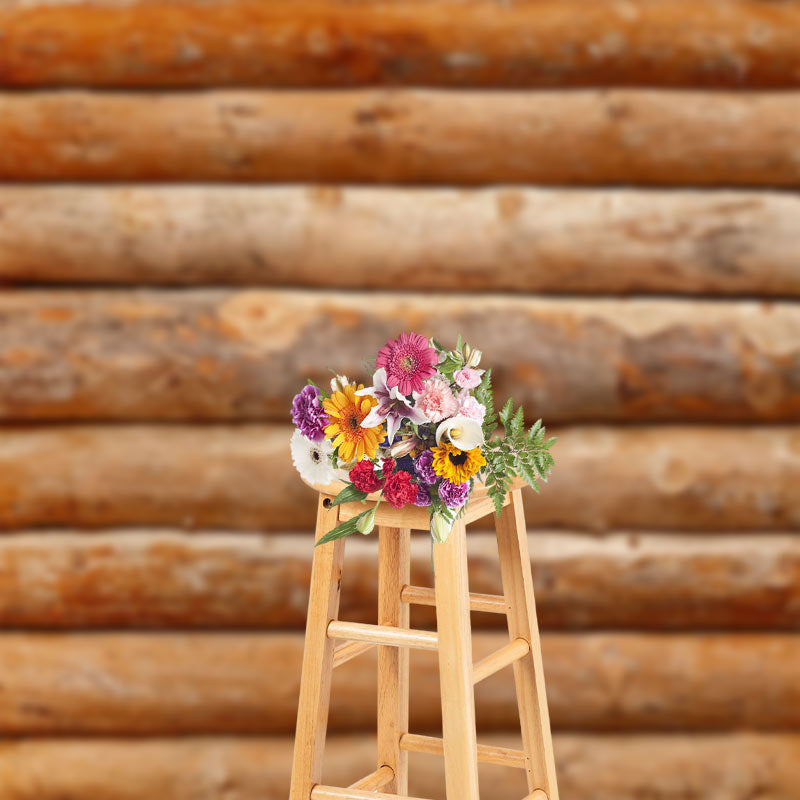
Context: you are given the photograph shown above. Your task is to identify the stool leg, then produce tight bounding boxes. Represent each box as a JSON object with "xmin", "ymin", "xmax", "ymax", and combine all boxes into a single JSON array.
[
  {"xmin": 433, "ymin": 519, "xmax": 480, "ymax": 800},
  {"xmin": 495, "ymin": 489, "xmax": 559, "ymax": 800},
  {"xmin": 290, "ymin": 496, "xmax": 346, "ymax": 800},
  {"xmin": 377, "ymin": 525, "xmax": 411, "ymax": 794}
]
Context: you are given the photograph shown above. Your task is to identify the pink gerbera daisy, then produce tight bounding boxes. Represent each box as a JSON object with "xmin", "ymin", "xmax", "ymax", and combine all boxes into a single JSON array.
[{"xmin": 376, "ymin": 332, "xmax": 438, "ymax": 395}]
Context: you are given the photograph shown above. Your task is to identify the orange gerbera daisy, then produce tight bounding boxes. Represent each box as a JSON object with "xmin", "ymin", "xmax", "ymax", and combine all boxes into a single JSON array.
[{"xmin": 323, "ymin": 383, "xmax": 384, "ymax": 463}]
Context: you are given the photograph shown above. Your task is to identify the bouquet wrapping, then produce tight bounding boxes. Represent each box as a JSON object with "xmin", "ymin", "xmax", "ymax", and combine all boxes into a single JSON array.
[{"xmin": 290, "ymin": 333, "xmax": 555, "ymax": 544}]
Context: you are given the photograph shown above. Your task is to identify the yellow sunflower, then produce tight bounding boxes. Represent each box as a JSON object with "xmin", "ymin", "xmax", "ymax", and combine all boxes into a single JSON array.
[
  {"xmin": 323, "ymin": 383, "xmax": 383, "ymax": 463},
  {"xmin": 431, "ymin": 443, "xmax": 486, "ymax": 484}
]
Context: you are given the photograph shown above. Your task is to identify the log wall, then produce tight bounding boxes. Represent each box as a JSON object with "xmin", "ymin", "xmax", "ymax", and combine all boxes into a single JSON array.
[{"xmin": 1, "ymin": 1, "xmax": 799, "ymax": 798}]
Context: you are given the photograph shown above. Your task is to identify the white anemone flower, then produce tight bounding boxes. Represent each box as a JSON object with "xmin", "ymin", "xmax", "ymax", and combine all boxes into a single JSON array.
[
  {"xmin": 435, "ymin": 415, "xmax": 484, "ymax": 451},
  {"xmin": 290, "ymin": 429, "xmax": 336, "ymax": 485}
]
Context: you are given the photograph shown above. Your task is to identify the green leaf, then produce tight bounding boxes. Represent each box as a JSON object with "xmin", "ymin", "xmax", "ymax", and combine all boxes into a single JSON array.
[
  {"xmin": 315, "ymin": 511, "xmax": 373, "ymax": 546},
  {"xmin": 526, "ymin": 419, "xmax": 540, "ymax": 439},
  {"xmin": 498, "ymin": 397, "xmax": 513, "ymax": 425},
  {"xmin": 510, "ymin": 406, "xmax": 524, "ymax": 437},
  {"xmin": 330, "ymin": 484, "xmax": 369, "ymax": 507}
]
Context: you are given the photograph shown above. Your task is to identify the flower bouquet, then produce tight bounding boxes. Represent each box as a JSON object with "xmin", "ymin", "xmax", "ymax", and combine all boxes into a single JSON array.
[{"xmin": 290, "ymin": 332, "xmax": 555, "ymax": 545}]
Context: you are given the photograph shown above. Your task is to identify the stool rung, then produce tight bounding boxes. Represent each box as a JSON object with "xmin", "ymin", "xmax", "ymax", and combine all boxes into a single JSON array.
[
  {"xmin": 312, "ymin": 786, "xmax": 430, "ymax": 800},
  {"xmin": 524, "ymin": 792, "xmax": 548, "ymax": 800},
  {"xmin": 472, "ymin": 637, "xmax": 530, "ymax": 684},
  {"xmin": 400, "ymin": 585, "xmax": 507, "ymax": 615},
  {"xmin": 327, "ymin": 620, "xmax": 438, "ymax": 651},
  {"xmin": 332, "ymin": 640, "xmax": 375, "ymax": 669},
  {"xmin": 348, "ymin": 765, "xmax": 394, "ymax": 790},
  {"xmin": 399, "ymin": 732, "xmax": 527, "ymax": 769}
]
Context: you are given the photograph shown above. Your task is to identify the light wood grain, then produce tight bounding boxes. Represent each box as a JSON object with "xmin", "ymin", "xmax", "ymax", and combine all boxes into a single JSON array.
[
  {"xmin": 332, "ymin": 641, "xmax": 375, "ymax": 670},
  {"xmin": 400, "ymin": 733, "xmax": 526, "ymax": 769},
  {"xmin": 289, "ymin": 496, "xmax": 344, "ymax": 800},
  {"xmin": 4, "ymin": 186, "xmax": 800, "ymax": 297},
  {"xmin": 2, "ymin": 90, "xmax": 800, "ymax": 185},
  {"xmin": 377, "ymin": 526, "xmax": 411, "ymax": 794},
  {"xmin": 433, "ymin": 520, "xmax": 480, "ymax": 799},
  {"xmin": 327, "ymin": 621, "xmax": 438, "ymax": 651},
  {"xmin": 0, "ymin": 290, "xmax": 799, "ymax": 422},
  {"xmin": 348, "ymin": 766, "xmax": 393, "ymax": 792},
  {"xmin": 1, "ymin": 734, "xmax": 799, "ymax": 800},
  {"xmin": 2, "ymin": 0, "xmax": 799, "ymax": 89},
  {"xmin": 402, "ymin": 586, "xmax": 506, "ymax": 616},
  {"xmin": 312, "ymin": 787, "xmax": 427, "ymax": 800},
  {"xmin": 496, "ymin": 491, "xmax": 558, "ymax": 798},
  {"xmin": 472, "ymin": 639, "xmax": 530, "ymax": 685}
]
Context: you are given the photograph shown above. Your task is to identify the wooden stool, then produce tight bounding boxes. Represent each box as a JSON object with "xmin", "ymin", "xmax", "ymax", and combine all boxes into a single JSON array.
[{"xmin": 290, "ymin": 481, "xmax": 558, "ymax": 800}]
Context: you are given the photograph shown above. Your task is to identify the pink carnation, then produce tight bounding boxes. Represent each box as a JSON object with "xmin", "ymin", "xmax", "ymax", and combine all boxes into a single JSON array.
[
  {"xmin": 417, "ymin": 378, "xmax": 458, "ymax": 423},
  {"xmin": 454, "ymin": 367, "xmax": 483, "ymax": 389},
  {"xmin": 457, "ymin": 392, "xmax": 486, "ymax": 424}
]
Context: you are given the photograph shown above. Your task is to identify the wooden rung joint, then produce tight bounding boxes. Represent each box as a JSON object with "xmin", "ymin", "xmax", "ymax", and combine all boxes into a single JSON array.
[
  {"xmin": 348, "ymin": 765, "xmax": 395, "ymax": 790},
  {"xmin": 399, "ymin": 733, "xmax": 526, "ymax": 769},
  {"xmin": 332, "ymin": 640, "xmax": 375, "ymax": 669},
  {"xmin": 472, "ymin": 637, "xmax": 530, "ymax": 684},
  {"xmin": 400, "ymin": 584, "xmax": 507, "ymax": 615},
  {"xmin": 327, "ymin": 620, "xmax": 438, "ymax": 651},
  {"xmin": 311, "ymin": 786, "xmax": 431, "ymax": 800},
  {"xmin": 524, "ymin": 791, "xmax": 548, "ymax": 800}
]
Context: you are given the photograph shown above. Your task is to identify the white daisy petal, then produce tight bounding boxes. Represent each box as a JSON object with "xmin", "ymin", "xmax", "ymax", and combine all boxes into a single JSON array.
[{"xmin": 290, "ymin": 429, "xmax": 336, "ymax": 485}]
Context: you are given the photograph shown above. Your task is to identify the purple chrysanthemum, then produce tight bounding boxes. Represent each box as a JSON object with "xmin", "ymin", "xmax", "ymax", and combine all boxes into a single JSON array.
[
  {"xmin": 291, "ymin": 384, "xmax": 329, "ymax": 442},
  {"xmin": 438, "ymin": 479, "xmax": 469, "ymax": 509},
  {"xmin": 414, "ymin": 484, "xmax": 432, "ymax": 507},
  {"xmin": 414, "ymin": 450, "xmax": 437, "ymax": 485}
]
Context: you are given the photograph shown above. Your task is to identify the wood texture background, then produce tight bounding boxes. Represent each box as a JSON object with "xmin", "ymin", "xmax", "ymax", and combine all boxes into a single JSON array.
[{"xmin": 1, "ymin": 1, "xmax": 799, "ymax": 798}]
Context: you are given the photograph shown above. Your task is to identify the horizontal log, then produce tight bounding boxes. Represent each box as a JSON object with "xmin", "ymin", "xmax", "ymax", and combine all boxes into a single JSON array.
[
  {"xmin": 3, "ymin": 734, "xmax": 799, "ymax": 800},
  {"xmin": 1, "ymin": 291, "xmax": 798, "ymax": 422},
  {"xmin": 3, "ymin": 187, "xmax": 800, "ymax": 297},
  {"xmin": 0, "ymin": 425, "xmax": 798, "ymax": 531},
  {"xmin": 3, "ymin": 530, "xmax": 799, "ymax": 630},
  {"xmin": 1, "ymin": 90, "xmax": 800, "ymax": 185},
  {"xmin": 3, "ymin": 0, "xmax": 800, "ymax": 89},
  {"xmin": 0, "ymin": 631, "xmax": 798, "ymax": 733}
]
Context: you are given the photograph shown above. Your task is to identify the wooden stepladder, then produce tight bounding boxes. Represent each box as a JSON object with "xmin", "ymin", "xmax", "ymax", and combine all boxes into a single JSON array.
[{"xmin": 289, "ymin": 483, "xmax": 558, "ymax": 800}]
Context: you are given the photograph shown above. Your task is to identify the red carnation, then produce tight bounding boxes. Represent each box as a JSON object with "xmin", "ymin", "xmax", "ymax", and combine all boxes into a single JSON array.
[
  {"xmin": 349, "ymin": 459, "xmax": 384, "ymax": 493},
  {"xmin": 381, "ymin": 458, "xmax": 396, "ymax": 479},
  {"xmin": 383, "ymin": 470, "xmax": 418, "ymax": 509}
]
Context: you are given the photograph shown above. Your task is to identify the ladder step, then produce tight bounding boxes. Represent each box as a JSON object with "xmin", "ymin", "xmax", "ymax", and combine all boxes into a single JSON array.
[
  {"xmin": 524, "ymin": 792, "xmax": 548, "ymax": 800},
  {"xmin": 472, "ymin": 637, "xmax": 530, "ymax": 684},
  {"xmin": 312, "ymin": 786, "xmax": 430, "ymax": 800},
  {"xmin": 400, "ymin": 584, "xmax": 507, "ymax": 614},
  {"xmin": 348, "ymin": 765, "xmax": 394, "ymax": 790},
  {"xmin": 332, "ymin": 640, "xmax": 375, "ymax": 669},
  {"xmin": 399, "ymin": 732, "xmax": 527, "ymax": 769},
  {"xmin": 327, "ymin": 620, "xmax": 438, "ymax": 651}
]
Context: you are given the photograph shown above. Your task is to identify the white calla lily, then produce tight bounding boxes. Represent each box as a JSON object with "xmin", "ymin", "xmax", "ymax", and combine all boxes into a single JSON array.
[
  {"xmin": 435, "ymin": 415, "xmax": 484, "ymax": 451},
  {"xmin": 430, "ymin": 512, "xmax": 453, "ymax": 544}
]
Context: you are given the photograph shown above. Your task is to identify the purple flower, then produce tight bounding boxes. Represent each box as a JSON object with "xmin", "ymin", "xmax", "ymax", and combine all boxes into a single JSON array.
[
  {"xmin": 414, "ymin": 450, "xmax": 437, "ymax": 485},
  {"xmin": 414, "ymin": 485, "xmax": 432, "ymax": 507},
  {"xmin": 438, "ymin": 479, "xmax": 469, "ymax": 509},
  {"xmin": 291, "ymin": 384, "xmax": 329, "ymax": 442}
]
